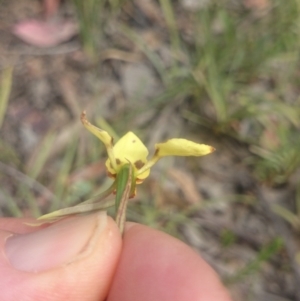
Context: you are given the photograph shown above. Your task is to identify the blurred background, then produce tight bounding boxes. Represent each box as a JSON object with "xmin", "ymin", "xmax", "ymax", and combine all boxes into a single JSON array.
[{"xmin": 0, "ymin": 0, "xmax": 300, "ymax": 300}]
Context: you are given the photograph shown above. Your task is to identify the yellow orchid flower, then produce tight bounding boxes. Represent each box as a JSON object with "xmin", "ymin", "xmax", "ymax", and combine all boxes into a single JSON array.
[
  {"xmin": 81, "ymin": 111, "xmax": 215, "ymax": 186},
  {"xmin": 36, "ymin": 111, "xmax": 215, "ymax": 233}
]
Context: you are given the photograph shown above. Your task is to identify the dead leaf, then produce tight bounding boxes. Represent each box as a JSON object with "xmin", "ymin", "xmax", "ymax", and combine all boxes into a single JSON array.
[
  {"xmin": 244, "ymin": 0, "xmax": 270, "ymax": 10},
  {"xmin": 167, "ymin": 167, "xmax": 202, "ymax": 204},
  {"xmin": 100, "ymin": 49, "xmax": 142, "ymax": 63},
  {"xmin": 13, "ymin": 19, "xmax": 78, "ymax": 47}
]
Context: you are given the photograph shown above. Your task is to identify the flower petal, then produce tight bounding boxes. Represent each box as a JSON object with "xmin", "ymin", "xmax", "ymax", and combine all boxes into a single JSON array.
[
  {"xmin": 81, "ymin": 111, "xmax": 113, "ymax": 146},
  {"xmin": 81, "ymin": 111, "xmax": 117, "ymax": 170},
  {"xmin": 155, "ymin": 139, "xmax": 215, "ymax": 157},
  {"xmin": 105, "ymin": 132, "xmax": 150, "ymax": 181}
]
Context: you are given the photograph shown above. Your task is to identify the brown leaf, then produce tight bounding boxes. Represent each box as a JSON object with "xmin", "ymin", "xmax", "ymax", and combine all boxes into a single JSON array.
[
  {"xmin": 244, "ymin": 0, "xmax": 270, "ymax": 10},
  {"xmin": 167, "ymin": 167, "xmax": 202, "ymax": 204},
  {"xmin": 13, "ymin": 19, "xmax": 78, "ymax": 47}
]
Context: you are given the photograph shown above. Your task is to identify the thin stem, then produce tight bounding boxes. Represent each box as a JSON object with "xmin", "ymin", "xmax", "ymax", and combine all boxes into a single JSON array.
[{"xmin": 115, "ymin": 163, "xmax": 133, "ymax": 235}]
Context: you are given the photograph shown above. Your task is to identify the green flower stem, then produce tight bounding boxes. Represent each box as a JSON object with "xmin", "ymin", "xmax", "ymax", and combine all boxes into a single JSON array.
[{"xmin": 115, "ymin": 163, "xmax": 134, "ymax": 234}]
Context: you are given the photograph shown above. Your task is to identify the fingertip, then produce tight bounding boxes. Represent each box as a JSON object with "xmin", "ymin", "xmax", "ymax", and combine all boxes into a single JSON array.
[
  {"xmin": 0, "ymin": 213, "xmax": 122, "ymax": 301},
  {"xmin": 108, "ymin": 224, "xmax": 232, "ymax": 301}
]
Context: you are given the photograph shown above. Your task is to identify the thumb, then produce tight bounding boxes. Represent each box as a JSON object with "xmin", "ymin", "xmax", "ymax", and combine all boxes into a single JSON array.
[{"xmin": 1, "ymin": 212, "xmax": 122, "ymax": 301}]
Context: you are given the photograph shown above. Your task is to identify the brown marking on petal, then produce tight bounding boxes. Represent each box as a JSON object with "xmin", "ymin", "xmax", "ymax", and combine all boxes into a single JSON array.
[
  {"xmin": 111, "ymin": 136, "xmax": 114, "ymax": 145},
  {"xmin": 107, "ymin": 171, "xmax": 116, "ymax": 179},
  {"xmin": 132, "ymin": 139, "xmax": 136, "ymax": 143},
  {"xmin": 136, "ymin": 178, "xmax": 144, "ymax": 184},
  {"xmin": 154, "ymin": 148, "xmax": 159, "ymax": 156},
  {"xmin": 81, "ymin": 111, "xmax": 91, "ymax": 126},
  {"xmin": 210, "ymin": 146, "xmax": 216, "ymax": 153},
  {"xmin": 116, "ymin": 158, "xmax": 121, "ymax": 165},
  {"xmin": 134, "ymin": 160, "xmax": 145, "ymax": 170},
  {"xmin": 80, "ymin": 111, "xmax": 87, "ymax": 124}
]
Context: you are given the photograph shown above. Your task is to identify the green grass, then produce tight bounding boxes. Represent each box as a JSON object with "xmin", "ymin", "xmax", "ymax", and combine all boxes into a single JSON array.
[
  {"xmin": 225, "ymin": 237, "xmax": 284, "ymax": 284},
  {"xmin": 3, "ymin": 0, "xmax": 299, "ymax": 235},
  {"xmin": 116, "ymin": 0, "xmax": 300, "ymax": 187},
  {"xmin": 1, "ymin": 0, "xmax": 300, "ymax": 298},
  {"xmin": 0, "ymin": 67, "xmax": 13, "ymax": 129},
  {"xmin": 71, "ymin": 0, "xmax": 105, "ymax": 60}
]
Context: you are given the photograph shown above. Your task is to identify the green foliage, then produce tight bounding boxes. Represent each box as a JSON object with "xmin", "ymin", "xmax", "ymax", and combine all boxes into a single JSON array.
[
  {"xmin": 71, "ymin": 0, "xmax": 106, "ymax": 60},
  {"xmin": 272, "ymin": 185, "xmax": 300, "ymax": 231},
  {"xmin": 226, "ymin": 238, "xmax": 284, "ymax": 284},
  {"xmin": 221, "ymin": 229, "xmax": 236, "ymax": 247},
  {"xmin": 0, "ymin": 67, "xmax": 13, "ymax": 129},
  {"xmin": 150, "ymin": 1, "xmax": 300, "ymax": 186}
]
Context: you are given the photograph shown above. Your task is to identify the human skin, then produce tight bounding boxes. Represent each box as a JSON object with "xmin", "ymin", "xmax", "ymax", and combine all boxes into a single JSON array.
[{"xmin": 0, "ymin": 212, "xmax": 232, "ymax": 301}]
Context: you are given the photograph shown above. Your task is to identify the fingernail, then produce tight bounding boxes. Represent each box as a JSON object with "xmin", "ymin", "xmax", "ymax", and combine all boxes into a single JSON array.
[{"xmin": 5, "ymin": 212, "xmax": 107, "ymax": 272}]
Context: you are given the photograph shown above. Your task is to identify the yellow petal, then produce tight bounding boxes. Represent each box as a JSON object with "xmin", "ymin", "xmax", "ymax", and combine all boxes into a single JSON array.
[
  {"xmin": 105, "ymin": 132, "xmax": 150, "ymax": 181},
  {"xmin": 81, "ymin": 111, "xmax": 113, "ymax": 147},
  {"xmin": 155, "ymin": 139, "xmax": 215, "ymax": 157},
  {"xmin": 81, "ymin": 111, "xmax": 117, "ymax": 170}
]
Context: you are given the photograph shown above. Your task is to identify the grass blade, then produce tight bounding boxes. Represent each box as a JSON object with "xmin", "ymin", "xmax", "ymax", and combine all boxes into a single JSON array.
[{"xmin": 0, "ymin": 67, "xmax": 13, "ymax": 129}]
